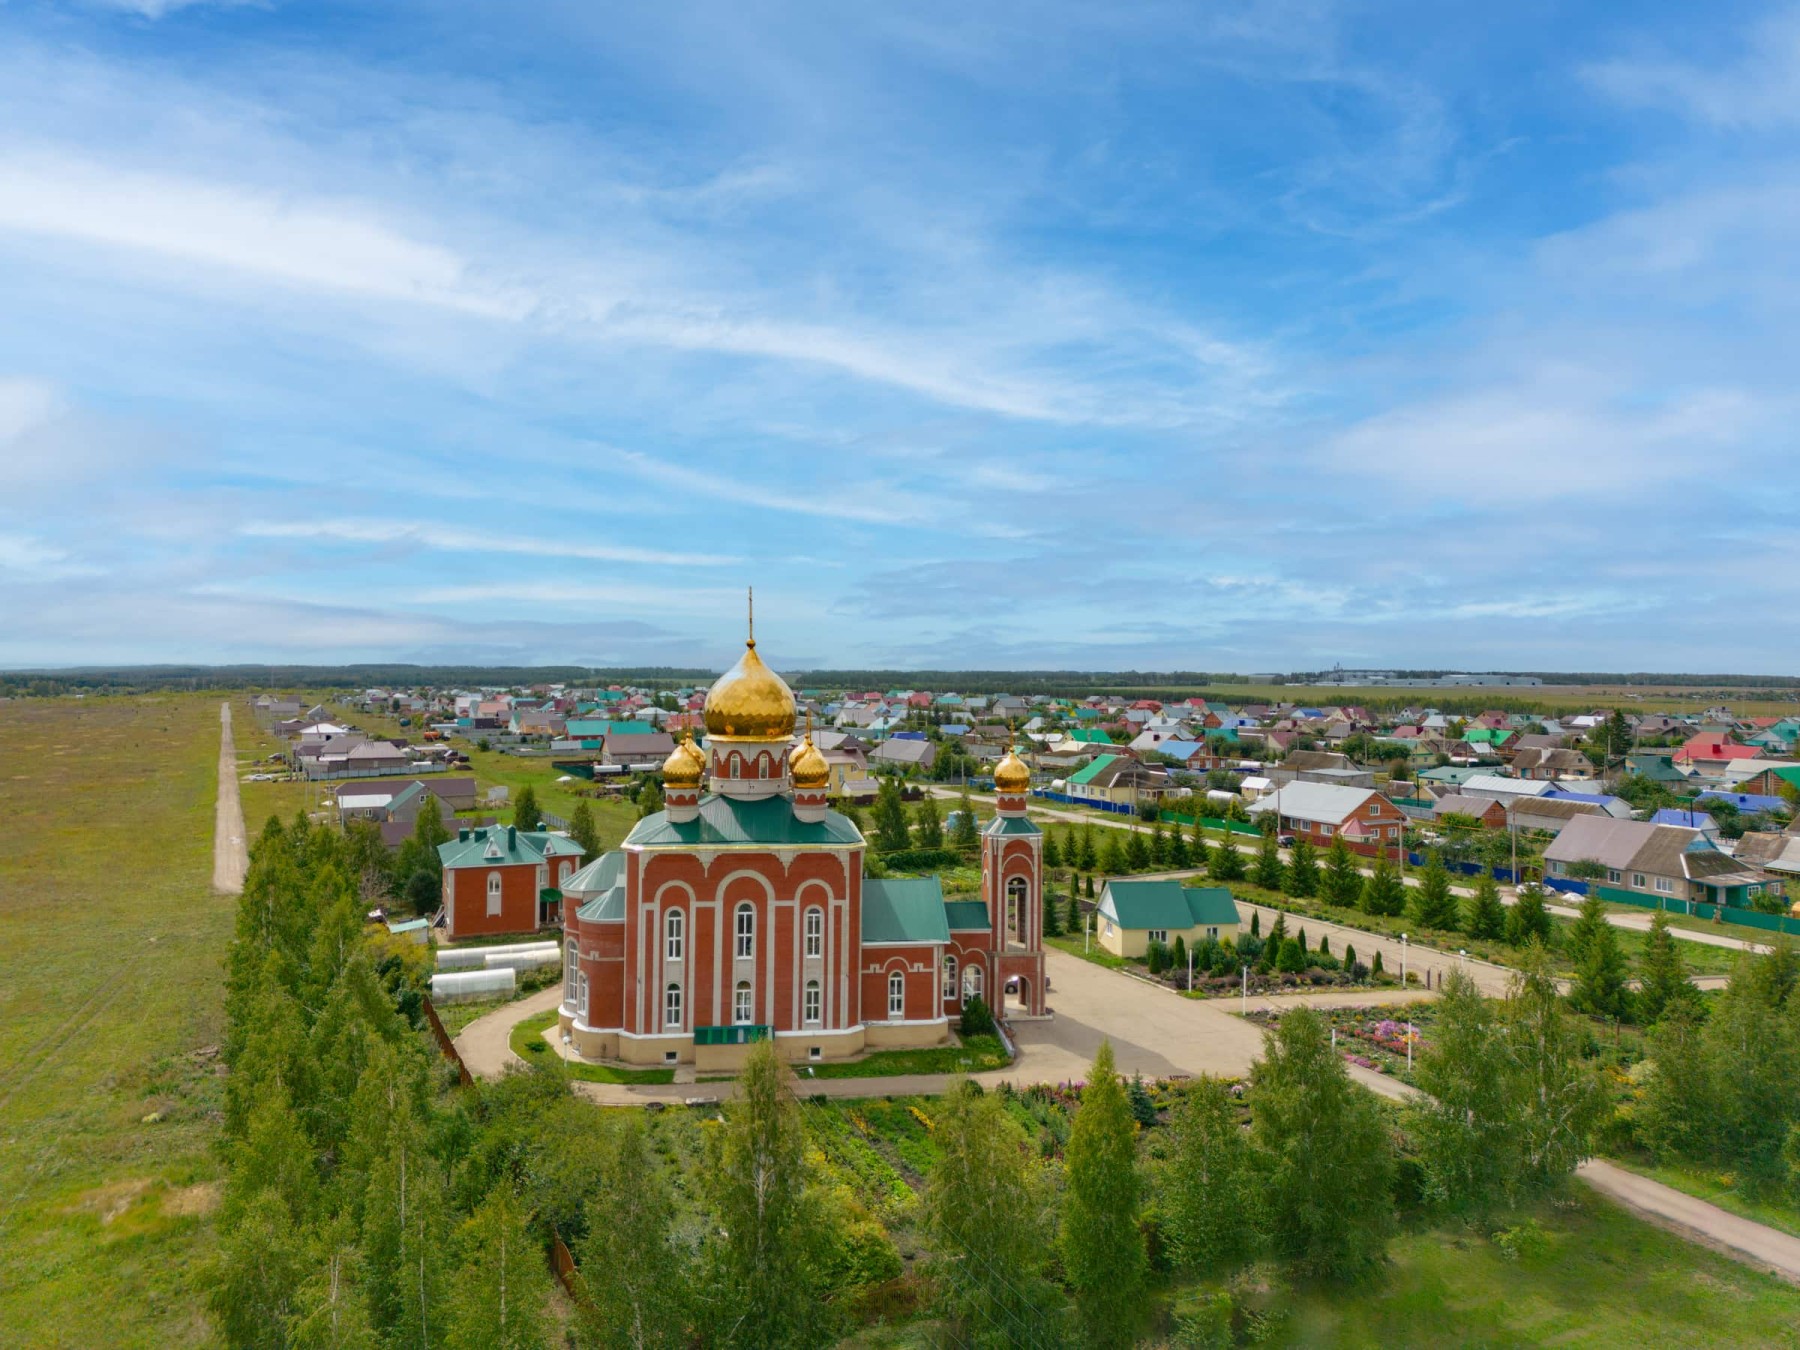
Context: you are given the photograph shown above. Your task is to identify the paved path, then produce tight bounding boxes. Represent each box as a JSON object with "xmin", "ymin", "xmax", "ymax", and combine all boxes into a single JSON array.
[
  {"xmin": 453, "ymin": 983, "xmax": 562, "ymax": 1075},
  {"xmin": 1578, "ymin": 1159, "xmax": 1800, "ymax": 1286},
  {"xmin": 212, "ymin": 701, "xmax": 247, "ymax": 894}
]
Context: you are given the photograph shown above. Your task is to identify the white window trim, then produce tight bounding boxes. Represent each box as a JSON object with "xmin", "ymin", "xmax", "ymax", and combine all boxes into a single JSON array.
[
  {"xmin": 733, "ymin": 980, "xmax": 754, "ymax": 1025},
  {"xmin": 487, "ymin": 871, "xmax": 502, "ymax": 917},
  {"xmin": 942, "ymin": 955, "xmax": 958, "ymax": 1001},
  {"xmin": 1148, "ymin": 929, "xmax": 1168, "ymax": 944},
  {"xmin": 804, "ymin": 907, "xmax": 823, "ymax": 959},
  {"xmin": 666, "ymin": 909, "xmax": 684, "ymax": 963},
  {"xmin": 665, "ymin": 982, "xmax": 682, "ymax": 1030},
  {"xmin": 888, "ymin": 971, "xmax": 906, "ymax": 1018},
  {"xmin": 735, "ymin": 904, "xmax": 755, "ymax": 960},
  {"xmin": 804, "ymin": 979, "xmax": 821, "ymax": 1025}
]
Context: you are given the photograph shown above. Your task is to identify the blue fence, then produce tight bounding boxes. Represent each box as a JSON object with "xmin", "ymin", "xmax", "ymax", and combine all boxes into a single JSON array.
[
  {"xmin": 1544, "ymin": 876, "xmax": 1800, "ymax": 937},
  {"xmin": 1405, "ymin": 852, "xmax": 1518, "ymax": 885},
  {"xmin": 1030, "ymin": 790, "xmax": 1136, "ymax": 816}
]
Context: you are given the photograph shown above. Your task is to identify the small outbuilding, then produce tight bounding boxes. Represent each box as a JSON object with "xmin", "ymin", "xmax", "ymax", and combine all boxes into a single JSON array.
[{"xmin": 1095, "ymin": 879, "xmax": 1241, "ymax": 958}]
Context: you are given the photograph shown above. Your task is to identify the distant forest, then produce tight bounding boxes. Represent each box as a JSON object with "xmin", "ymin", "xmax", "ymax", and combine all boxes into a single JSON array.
[{"xmin": 2, "ymin": 662, "xmax": 1797, "ymax": 700}]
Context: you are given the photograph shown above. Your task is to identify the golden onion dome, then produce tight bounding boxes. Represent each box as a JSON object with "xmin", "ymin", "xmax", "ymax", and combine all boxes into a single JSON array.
[
  {"xmin": 703, "ymin": 636, "xmax": 797, "ymax": 741},
  {"xmin": 993, "ymin": 746, "xmax": 1032, "ymax": 792},
  {"xmin": 661, "ymin": 732, "xmax": 704, "ymax": 788},
  {"xmin": 790, "ymin": 733, "xmax": 829, "ymax": 790},
  {"xmin": 681, "ymin": 731, "xmax": 707, "ymax": 775}
]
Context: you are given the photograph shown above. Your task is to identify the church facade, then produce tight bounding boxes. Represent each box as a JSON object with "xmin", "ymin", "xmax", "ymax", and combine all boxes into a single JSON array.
[{"xmin": 558, "ymin": 623, "xmax": 1046, "ymax": 1068}]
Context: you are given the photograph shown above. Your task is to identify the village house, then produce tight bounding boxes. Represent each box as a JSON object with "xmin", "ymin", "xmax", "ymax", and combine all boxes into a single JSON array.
[
  {"xmin": 1247, "ymin": 782, "xmax": 1407, "ymax": 858},
  {"xmin": 437, "ymin": 824, "xmax": 587, "ymax": 938},
  {"xmin": 1065, "ymin": 753, "xmax": 1161, "ymax": 809},
  {"xmin": 1543, "ymin": 815, "xmax": 1775, "ymax": 910}
]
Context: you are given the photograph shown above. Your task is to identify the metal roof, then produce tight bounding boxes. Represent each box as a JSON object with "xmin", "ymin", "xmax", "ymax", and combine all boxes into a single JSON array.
[
  {"xmin": 625, "ymin": 794, "xmax": 864, "ymax": 848},
  {"xmin": 862, "ymin": 878, "xmax": 952, "ymax": 945}
]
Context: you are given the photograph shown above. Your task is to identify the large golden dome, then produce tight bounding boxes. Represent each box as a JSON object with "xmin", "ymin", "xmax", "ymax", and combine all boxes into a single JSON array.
[
  {"xmin": 993, "ymin": 746, "xmax": 1031, "ymax": 792},
  {"xmin": 790, "ymin": 732, "xmax": 829, "ymax": 790},
  {"xmin": 703, "ymin": 637, "xmax": 797, "ymax": 741},
  {"xmin": 661, "ymin": 731, "xmax": 705, "ymax": 788}
]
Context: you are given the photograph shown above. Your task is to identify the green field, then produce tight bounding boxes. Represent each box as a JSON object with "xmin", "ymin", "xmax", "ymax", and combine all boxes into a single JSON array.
[
  {"xmin": 1265, "ymin": 1188, "xmax": 1800, "ymax": 1347},
  {"xmin": 0, "ymin": 695, "xmax": 231, "ymax": 1348}
]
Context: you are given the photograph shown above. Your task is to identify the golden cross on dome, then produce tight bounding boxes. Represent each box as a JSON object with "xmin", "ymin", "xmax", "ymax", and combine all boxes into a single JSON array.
[{"xmin": 747, "ymin": 586, "xmax": 755, "ymax": 647}]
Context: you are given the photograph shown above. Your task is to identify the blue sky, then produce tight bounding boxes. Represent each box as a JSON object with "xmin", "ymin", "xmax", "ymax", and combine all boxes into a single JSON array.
[{"xmin": 0, "ymin": 1, "xmax": 1795, "ymax": 675}]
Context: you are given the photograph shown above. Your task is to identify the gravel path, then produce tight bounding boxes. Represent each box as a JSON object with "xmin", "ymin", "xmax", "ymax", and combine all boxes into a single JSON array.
[{"xmin": 211, "ymin": 701, "xmax": 247, "ymax": 894}]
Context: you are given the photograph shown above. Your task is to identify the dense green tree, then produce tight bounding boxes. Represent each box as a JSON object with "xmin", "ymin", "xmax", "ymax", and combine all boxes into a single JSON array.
[
  {"xmin": 636, "ymin": 779, "xmax": 664, "ymax": 818},
  {"xmin": 1323, "ymin": 836, "xmax": 1361, "ymax": 907},
  {"xmin": 1171, "ymin": 935, "xmax": 1188, "ymax": 979},
  {"xmin": 286, "ymin": 1221, "xmax": 378, "ymax": 1350},
  {"xmin": 913, "ymin": 795, "xmax": 945, "ymax": 849},
  {"xmin": 1286, "ymin": 836, "xmax": 1319, "ymax": 898},
  {"xmin": 1076, "ymin": 825, "xmax": 1097, "ymax": 871},
  {"xmin": 1161, "ymin": 1076, "xmax": 1257, "ymax": 1274},
  {"xmin": 362, "ymin": 1106, "xmax": 448, "ymax": 1350},
  {"xmin": 1360, "ymin": 858, "xmax": 1405, "ymax": 917},
  {"xmin": 1061, "ymin": 1042, "xmax": 1146, "ymax": 1347},
  {"xmin": 1250, "ymin": 1007, "xmax": 1395, "ymax": 1278},
  {"xmin": 209, "ymin": 1187, "xmax": 312, "ymax": 1350},
  {"xmin": 1125, "ymin": 827, "xmax": 1151, "ymax": 871},
  {"xmin": 1410, "ymin": 969, "xmax": 1522, "ymax": 1215},
  {"xmin": 442, "ymin": 1186, "xmax": 551, "ymax": 1350},
  {"xmin": 568, "ymin": 799, "xmax": 601, "ymax": 858},
  {"xmin": 1149, "ymin": 820, "xmax": 1171, "ymax": 866},
  {"xmin": 576, "ymin": 1118, "xmax": 693, "ymax": 1350},
  {"xmin": 1504, "ymin": 886, "xmax": 1553, "ymax": 947},
  {"xmin": 1463, "ymin": 873, "xmax": 1506, "ymax": 940},
  {"xmin": 1503, "ymin": 951, "xmax": 1612, "ymax": 1193},
  {"xmin": 872, "ymin": 779, "xmax": 912, "ymax": 853},
  {"xmin": 1043, "ymin": 830, "xmax": 1062, "ymax": 869},
  {"xmin": 1568, "ymin": 895, "xmax": 1632, "ymax": 1021},
  {"xmin": 924, "ymin": 1081, "xmax": 1057, "ymax": 1347},
  {"xmin": 1253, "ymin": 829, "xmax": 1285, "ymax": 890},
  {"xmin": 708, "ymin": 1039, "xmax": 834, "ymax": 1348},
  {"xmin": 1100, "ymin": 832, "xmax": 1128, "ymax": 875},
  {"xmin": 952, "ymin": 790, "xmax": 981, "ymax": 850},
  {"xmin": 1209, "ymin": 837, "xmax": 1245, "ymax": 882},
  {"xmin": 1411, "ymin": 856, "xmax": 1458, "ymax": 931},
  {"xmin": 512, "ymin": 784, "xmax": 543, "ymax": 832},
  {"xmin": 1067, "ymin": 885, "xmax": 1084, "ymax": 938}
]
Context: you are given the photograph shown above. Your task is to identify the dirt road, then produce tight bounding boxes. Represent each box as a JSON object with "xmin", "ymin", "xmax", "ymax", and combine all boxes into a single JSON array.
[{"xmin": 211, "ymin": 701, "xmax": 247, "ymax": 894}]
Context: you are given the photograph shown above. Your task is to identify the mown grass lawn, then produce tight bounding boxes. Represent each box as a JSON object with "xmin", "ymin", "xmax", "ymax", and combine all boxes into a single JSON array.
[
  {"xmin": 0, "ymin": 694, "xmax": 234, "ymax": 1348},
  {"xmin": 508, "ymin": 1009, "xmax": 675, "ymax": 1084},
  {"xmin": 1260, "ymin": 1188, "xmax": 1800, "ymax": 1348},
  {"xmin": 804, "ymin": 1034, "xmax": 1010, "ymax": 1080}
]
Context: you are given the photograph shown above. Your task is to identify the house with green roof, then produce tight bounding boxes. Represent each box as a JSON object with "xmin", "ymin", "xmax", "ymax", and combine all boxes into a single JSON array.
[
  {"xmin": 438, "ymin": 824, "xmax": 586, "ymax": 938},
  {"xmin": 1095, "ymin": 880, "xmax": 1241, "ymax": 958}
]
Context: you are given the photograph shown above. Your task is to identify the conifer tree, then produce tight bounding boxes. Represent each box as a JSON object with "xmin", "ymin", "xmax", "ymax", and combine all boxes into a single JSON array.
[
  {"xmin": 1210, "ymin": 837, "xmax": 1246, "ymax": 881},
  {"xmin": 1412, "ymin": 855, "xmax": 1458, "ymax": 930},
  {"xmin": 1360, "ymin": 857, "xmax": 1405, "ymax": 917},
  {"xmin": 1126, "ymin": 827, "xmax": 1150, "ymax": 871},
  {"xmin": 1043, "ymin": 830, "xmax": 1062, "ymax": 869},
  {"xmin": 951, "ymin": 789, "xmax": 981, "ymax": 849},
  {"xmin": 1323, "ymin": 835, "xmax": 1361, "ymax": 906},
  {"xmin": 1463, "ymin": 873, "xmax": 1506, "ymax": 940},
  {"xmin": 1067, "ymin": 885, "xmax": 1084, "ymax": 936},
  {"xmin": 1061, "ymin": 1042, "xmax": 1146, "ymax": 1347},
  {"xmin": 1254, "ymin": 829, "xmax": 1285, "ymax": 891},
  {"xmin": 1101, "ymin": 832, "xmax": 1128, "ymax": 875},
  {"xmin": 1637, "ymin": 909, "xmax": 1695, "ymax": 1023},
  {"xmin": 1286, "ymin": 836, "xmax": 1319, "ymax": 898},
  {"xmin": 1569, "ymin": 894, "xmax": 1631, "ymax": 1021},
  {"xmin": 1169, "ymin": 825, "xmax": 1191, "ymax": 869},
  {"xmin": 913, "ymin": 795, "xmax": 944, "ymax": 849},
  {"xmin": 1149, "ymin": 820, "xmax": 1169, "ymax": 867},
  {"xmin": 1078, "ymin": 825, "xmax": 1098, "ymax": 871}
]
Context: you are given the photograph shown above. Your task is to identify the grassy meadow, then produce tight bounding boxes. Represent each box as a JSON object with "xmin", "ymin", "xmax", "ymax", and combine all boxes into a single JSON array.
[{"xmin": 0, "ymin": 694, "xmax": 232, "ymax": 1348}]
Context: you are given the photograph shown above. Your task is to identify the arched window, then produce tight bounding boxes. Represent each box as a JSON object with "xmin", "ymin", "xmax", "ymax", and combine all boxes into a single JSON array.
[
  {"xmin": 576, "ymin": 971, "xmax": 589, "ymax": 1020},
  {"xmin": 733, "ymin": 980, "xmax": 754, "ymax": 1025},
  {"xmin": 804, "ymin": 907, "xmax": 823, "ymax": 959},
  {"xmin": 942, "ymin": 954, "xmax": 958, "ymax": 1001},
  {"xmin": 964, "ymin": 964, "xmax": 983, "ymax": 1005},
  {"xmin": 564, "ymin": 945, "xmax": 578, "ymax": 1005},
  {"xmin": 665, "ymin": 909, "xmax": 684, "ymax": 962},
  {"xmin": 665, "ymin": 982, "xmax": 682, "ymax": 1030},
  {"xmin": 804, "ymin": 979, "xmax": 821, "ymax": 1024},
  {"xmin": 888, "ymin": 970, "xmax": 906, "ymax": 1018},
  {"xmin": 1007, "ymin": 876, "xmax": 1028, "ymax": 938},
  {"xmin": 735, "ymin": 903, "xmax": 755, "ymax": 959},
  {"xmin": 486, "ymin": 871, "xmax": 502, "ymax": 916}
]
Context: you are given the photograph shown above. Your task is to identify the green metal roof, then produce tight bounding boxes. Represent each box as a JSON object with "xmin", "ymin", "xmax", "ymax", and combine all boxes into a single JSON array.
[
  {"xmin": 564, "ymin": 718, "xmax": 642, "ymax": 738},
  {"xmin": 943, "ymin": 900, "xmax": 991, "ymax": 930},
  {"xmin": 1067, "ymin": 728, "xmax": 1113, "ymax": 744},
  {"xmin": 625, "ymin": 794, "xmax": 864, "ymax": 848},
  {"xmin": 1067, "ymin": 753, "xmax": 1120, "ymax": 786},
  {"xmin": 984, "ymin": 815, "xmax": 1041, "ymax": 837},
  {"xmin": 438, "ymin": 826, "xmax": 571, "ymax": 870},
  {"xmin": 1101, "ymin": 879, "xmax": 1240, "ymax": 931},
  {"xmin": 862, "ymin": 877, "xmax": 952, "ymax": 944}
]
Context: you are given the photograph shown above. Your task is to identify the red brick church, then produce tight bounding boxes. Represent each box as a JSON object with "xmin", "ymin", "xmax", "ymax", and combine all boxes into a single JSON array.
[{"xmin": 558, "ymin": 619, "xmax": 1047, "ymax": 1068}]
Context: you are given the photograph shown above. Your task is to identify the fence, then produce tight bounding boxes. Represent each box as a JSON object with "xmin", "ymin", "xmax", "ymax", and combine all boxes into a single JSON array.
[
  {"xmin": 1031, "ymin": 789, "xmax": 1135, "ymax": 816},
  {"xmin": 1157, "ymin": 811, "xmax": 1263, "ymax": 837},
  {"xmin": 420, "ymin": 996, "xmax": 474, "ymax": 1088},
  {"xmin": 1543, "ymin": 877, "xmax": 1800, "ymax": 937},
  {"xmin": 1404, "ymin": 852, "xmax": 1519, "ymax": 885}
]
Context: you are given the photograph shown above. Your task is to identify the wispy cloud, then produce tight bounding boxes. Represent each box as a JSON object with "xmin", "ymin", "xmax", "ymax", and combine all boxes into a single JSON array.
[
  {"xmin": 1584, "ymin": 9, "xmax": 1800, "ymax": 129},
  {"xmin": 239, "ymin": 519, "xmax": 737, "ymax": 567}
]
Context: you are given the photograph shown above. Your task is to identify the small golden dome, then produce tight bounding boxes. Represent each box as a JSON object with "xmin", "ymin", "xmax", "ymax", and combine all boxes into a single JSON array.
[
  {"xmin": 681, "ymin": 731, "xmax": 707, "ymax": 775},
  {"xmin": 703, "ymin": 636, "xmax": 797, "ymax": 741},
  {"xmin": 994, "ymin": 746, "xmax": 1031, "ymax": 792},
  {"xmin": 662, "ymin": 731, "xmax": 704, "ymax": 788},
  {"xmin": 790, "ymin": 733, "xmax": 829, "ymax": 790}
]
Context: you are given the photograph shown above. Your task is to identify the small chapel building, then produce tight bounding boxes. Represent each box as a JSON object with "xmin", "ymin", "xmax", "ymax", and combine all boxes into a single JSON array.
[{"xmin": 558, "ymin": 619, "xmax": 1047, "ymax": 1068}]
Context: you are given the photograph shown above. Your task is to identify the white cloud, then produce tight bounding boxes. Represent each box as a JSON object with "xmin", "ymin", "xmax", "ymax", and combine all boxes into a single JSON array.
[
  {"xmin": 0, "ymin": 376, "xmax": 61, "ymax": 446},
  {"xmin": 1585, "ymin": 11, "xmax": 1800, "ymax": 130},
  {"xmin": 239, "ymin": 518, "xmax": 736, "ymax": 567}
]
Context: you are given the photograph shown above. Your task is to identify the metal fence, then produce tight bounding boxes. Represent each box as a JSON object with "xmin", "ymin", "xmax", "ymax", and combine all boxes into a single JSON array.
[{"xmin": 1543, "ymin": 876, "xmax": 1800, "ymax": 936}]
